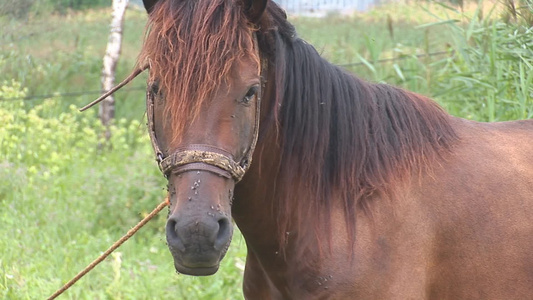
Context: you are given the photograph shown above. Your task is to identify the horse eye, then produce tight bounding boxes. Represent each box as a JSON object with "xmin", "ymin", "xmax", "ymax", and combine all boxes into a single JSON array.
[{"xmin": 240, "ymin": 86, "xmax": 258, "ymax": 105}]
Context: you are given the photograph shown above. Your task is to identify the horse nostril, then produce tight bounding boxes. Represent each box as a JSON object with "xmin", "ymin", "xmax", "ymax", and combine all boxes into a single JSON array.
[
  {"xmin": 166, "ymin": 213, "xmax": 232, "ymax": 253},
  {"xmin": 214, "ymin": 217, "xmax": 231, "ymax": 250},
  {"xmin": 166, "ymin": 217, "xmax": 185, "ymax": 252}
]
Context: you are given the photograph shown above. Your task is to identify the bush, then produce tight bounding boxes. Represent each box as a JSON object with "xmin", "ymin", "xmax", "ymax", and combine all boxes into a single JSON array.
[
  {"xmin": 0, "ymin": 80, "xmax": 246, "ymax": 298},
  {"xmin": 0, "ymin": 0, "xmax": 35, "ymax": 18},
  {"xmin": 0, "ymin": 79, "xmax": 164, "ymax": 232}
]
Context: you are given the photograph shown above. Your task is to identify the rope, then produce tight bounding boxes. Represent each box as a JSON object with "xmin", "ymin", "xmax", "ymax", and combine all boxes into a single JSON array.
[
  {"xmin": 47, "ymin": 198, "xmax": 169, "ymax": 300},
  {"xmin": 0, "ymin": 87, "xmax": 146, "ymax": 102}
]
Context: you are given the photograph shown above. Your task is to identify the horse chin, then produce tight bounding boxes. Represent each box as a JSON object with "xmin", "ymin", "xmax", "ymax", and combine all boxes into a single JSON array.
[
  {"xmin": 169, "ymin": 239, "xmax": 232, "ymax": 276},
  {"xmin": 173, "ymin": 262, "xmax": 220, "ymax": 276}
]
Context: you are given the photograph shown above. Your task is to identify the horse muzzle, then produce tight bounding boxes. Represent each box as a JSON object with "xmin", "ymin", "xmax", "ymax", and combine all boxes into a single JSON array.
[{"xmin": 165, "ymin": 170, "xmax": 234, "ymax": 276}]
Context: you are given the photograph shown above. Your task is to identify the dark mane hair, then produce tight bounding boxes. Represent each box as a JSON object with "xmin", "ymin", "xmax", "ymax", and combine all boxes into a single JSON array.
[{"xmin": 256, "ymin": 3, "xmax": 458, "ymax": 250}]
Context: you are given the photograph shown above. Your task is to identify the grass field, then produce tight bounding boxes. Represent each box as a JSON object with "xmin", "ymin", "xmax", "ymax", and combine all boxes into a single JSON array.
[{"xmin": 0, "ymin": 1, "xmax": 531, "ymax": 299}]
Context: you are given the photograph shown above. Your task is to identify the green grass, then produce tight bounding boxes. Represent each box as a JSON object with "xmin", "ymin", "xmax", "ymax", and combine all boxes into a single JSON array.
[{"xmin": 0, "ymin": 1, "xmax": 532, "ymax": 299}]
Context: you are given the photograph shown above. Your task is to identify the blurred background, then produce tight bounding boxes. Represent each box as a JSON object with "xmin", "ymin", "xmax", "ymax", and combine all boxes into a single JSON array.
[{"xmin": 1, "ymin": 0, "xmax": 531, "ymax": 299}]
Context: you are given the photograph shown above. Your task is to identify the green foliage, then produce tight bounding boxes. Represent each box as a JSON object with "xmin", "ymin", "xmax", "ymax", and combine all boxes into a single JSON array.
[
  {"xmin": 0, "ymin": 80, "xmax": 247, "ymax": 299},
  {"xmin": 431, "ymin": 12, "xmax": 533, "ymax": 120},
  {"xmin": 42, "ymin": 0, "xmax": 111, "ymax": 14}
]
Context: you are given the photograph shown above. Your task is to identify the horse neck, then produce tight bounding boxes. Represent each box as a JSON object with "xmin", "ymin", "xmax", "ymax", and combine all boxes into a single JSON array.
[
  {"xmin": 232, "ymin": 119, "xmax": 310, "ymax": 291},
  {"xmin": 232, "ymin": 67, "xmax": 283, "ymax": 249},
  {"xmin": 232, "ymin": 32, "xmax": 457, "ymax": 273}
]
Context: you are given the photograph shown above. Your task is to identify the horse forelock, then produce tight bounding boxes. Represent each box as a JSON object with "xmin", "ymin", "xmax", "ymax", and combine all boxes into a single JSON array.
[{"xmin": 138, "ymin": 0, "xmax": 259, "ymax": 147}]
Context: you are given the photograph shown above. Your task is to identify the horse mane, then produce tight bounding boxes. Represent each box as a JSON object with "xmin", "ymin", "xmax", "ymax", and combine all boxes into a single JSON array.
[
  {"xmin": 138, "ymin": 0, "xmax": 259, "ymax": 147},
  {"xmin": 255, "ymin": 3, "xmax": 458, "ymax": 251}
]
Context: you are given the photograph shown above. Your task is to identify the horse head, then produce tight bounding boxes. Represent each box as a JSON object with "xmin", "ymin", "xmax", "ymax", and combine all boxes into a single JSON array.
[{"xmin": 141, "ymin": 0, "xmax": 268, "ymax": 276}]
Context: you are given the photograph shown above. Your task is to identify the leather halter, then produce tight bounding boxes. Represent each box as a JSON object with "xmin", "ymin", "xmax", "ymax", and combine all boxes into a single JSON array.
[{"xmin": 146, "ymin": 38, "xmax": 264, "ymax": 183}]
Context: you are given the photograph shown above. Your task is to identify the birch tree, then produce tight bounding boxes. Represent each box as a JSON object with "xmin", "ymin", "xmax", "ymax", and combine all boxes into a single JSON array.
[{"xmin": 100, "ymin": 0, "xmax": 129, "ymax": 138}]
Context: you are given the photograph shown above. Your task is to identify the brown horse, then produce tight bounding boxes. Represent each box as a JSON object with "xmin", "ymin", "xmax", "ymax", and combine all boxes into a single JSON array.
[{"xmin": 135, "ymin": 0, "xmax": 533, "ymax": 298}]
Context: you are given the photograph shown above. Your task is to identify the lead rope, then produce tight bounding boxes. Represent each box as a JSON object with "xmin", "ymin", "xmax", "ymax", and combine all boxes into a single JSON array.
[{"xmin": 47, "ymin": 197, "xmax": 169, "ymax": 300}]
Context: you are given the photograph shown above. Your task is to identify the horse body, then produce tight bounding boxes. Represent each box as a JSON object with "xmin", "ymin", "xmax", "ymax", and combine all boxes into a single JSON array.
[
  {"xmin": 235, "ymin": 117, "xmax": 533, "ymax": 299},
  {"xmin": 131, "ymin": 0, "xmax": 533, "ymax": 298}
]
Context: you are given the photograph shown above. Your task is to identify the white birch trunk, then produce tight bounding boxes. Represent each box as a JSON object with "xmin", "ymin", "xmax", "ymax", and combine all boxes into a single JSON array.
[{"xmin": 100, "ymin": 0, "xmax": 129, "ymax": 136}]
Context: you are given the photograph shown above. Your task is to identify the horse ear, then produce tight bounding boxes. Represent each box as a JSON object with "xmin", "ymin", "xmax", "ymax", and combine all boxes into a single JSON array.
[
  {"xmin": 142, "ymin": 0, "xmax": 159, "ymax": 13},
  {"xmin": 243, "ymin": 0, "xmax": 268, "ymax": 24}
]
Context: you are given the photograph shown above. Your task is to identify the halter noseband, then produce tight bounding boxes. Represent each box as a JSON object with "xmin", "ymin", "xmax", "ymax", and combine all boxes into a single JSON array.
[{"xmin": 146, "ymin": 41, "xmax": 265, "ymax": 183}]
